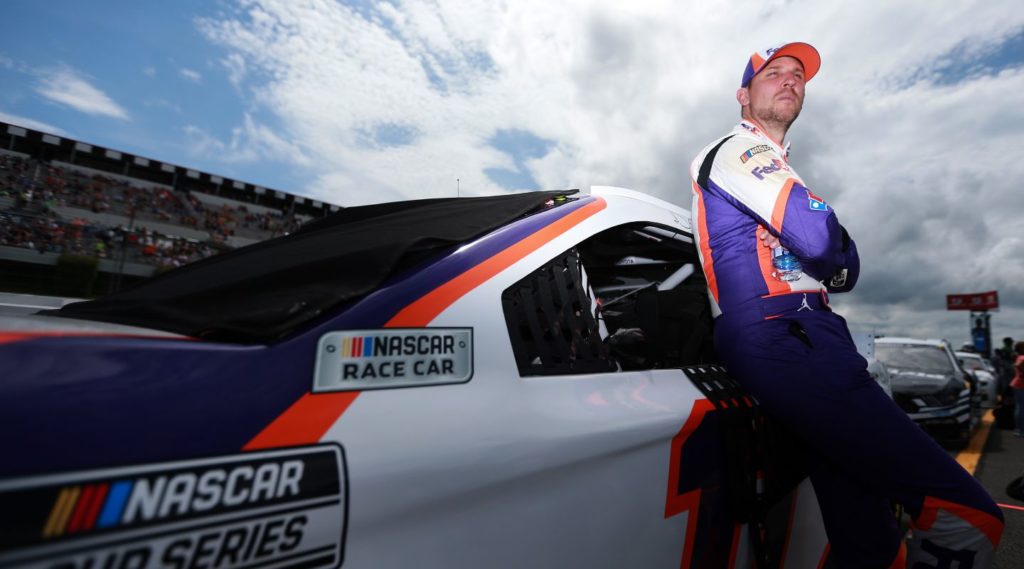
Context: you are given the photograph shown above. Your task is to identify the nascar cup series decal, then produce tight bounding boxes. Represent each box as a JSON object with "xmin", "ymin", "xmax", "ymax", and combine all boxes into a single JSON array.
[
  {"xmin": 0, "ymin": 445, "xmax": 347, "ymax": 569},
  {"xmin": 314, "ymin": 328, "xmax": 473, "ymax": 391}
]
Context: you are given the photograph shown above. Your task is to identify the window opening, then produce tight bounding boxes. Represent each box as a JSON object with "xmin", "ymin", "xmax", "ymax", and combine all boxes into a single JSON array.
[{"xmin": 502, "ymin": 222, "xmax": 716, "ymax": 376}]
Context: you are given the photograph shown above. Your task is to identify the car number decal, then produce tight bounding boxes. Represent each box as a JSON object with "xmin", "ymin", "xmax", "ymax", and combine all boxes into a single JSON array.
[
  {"xmin": 0, "ymin": 445, "xmax": 347, "ymax": 569},
  {"xmin": 314, "ymin": 328, "xmax": 473, "ymax": 392}
]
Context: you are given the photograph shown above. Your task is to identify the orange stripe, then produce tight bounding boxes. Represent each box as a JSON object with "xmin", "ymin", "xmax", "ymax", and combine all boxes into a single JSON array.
[
  {"xmin": 751, "ymin": 53, "xmax": 765, "ymax": 69},
  {"xmin": 387, "ymin": 198, "xmax": 607, "ymax": 327},
  {"xmin": 778, "ymin": 488, "xmax": 799, "ymax": 569},
  {"xmin": 887, "ymin": 541, "xmax": 907, "ymax": 569},
  {"xmin": 914, "ymin": 496, "xmax": 1003, "ymax": 547},
  {"xmin": 815, "ymin": 543, "xmax": 830, "ymax": 569},
  {"xmin": 692, "ymin": 181, "xmax": 719, "ymax": 303},
  {"xmin": 52, "ymin": 486, "xmax": 80, "ymax": 537},
  {"xmin": 755, "ymin": 226, "xmax": 789, "ymax": 296},
  {"xmin": 245, "ymin": 199, "xmax": 606, "ymax": 450},
  {"xmin": 664, "ymin": 399, "xmax": 714, "ymax": 569},
  {"xmin": 665, "ymin": 398, "xmax": 715, "ymax": 518},
  {"xmin": 727, "ymin": 522, "xmax": 742, "ymax": 568},
  {"xmin": 244, "ymin": 392, "xmax": 359, "ymax": 451},
  {"xmin": 770, "ymin": 178, "xmax": 796, "ymax": 233},
  {"xmin": 43, "ymin": 487, "xmax": 76, "ymax": 538}
]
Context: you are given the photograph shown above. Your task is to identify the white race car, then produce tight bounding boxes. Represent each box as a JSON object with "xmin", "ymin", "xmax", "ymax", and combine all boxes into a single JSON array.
[
  {"xmin": 956, "ymin": 351, "xmax": 1000, "ymax": 408},
  {"xmin": 0, "ymin": 187, "xmax": 834, "ymax": 568}
]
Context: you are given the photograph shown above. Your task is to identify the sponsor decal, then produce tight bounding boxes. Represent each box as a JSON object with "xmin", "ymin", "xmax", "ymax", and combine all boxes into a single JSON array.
[
  {"xmin": 806, "ymin": 189, "xmax": 828, "ymax": 212},
  {"xmin": 314, "ymin": 328, "xmax": 473, "ymax": 392},
  {"xmin": 750, "ymin": 158, "xmax": 790, "ymax": 180},
  {"xmin": 0, "ymin": 446, "xmax": 347, "ymax": 569},
  {"xmin": 739, "ymin": 145, "xmax": 772, "ymax": 163}
]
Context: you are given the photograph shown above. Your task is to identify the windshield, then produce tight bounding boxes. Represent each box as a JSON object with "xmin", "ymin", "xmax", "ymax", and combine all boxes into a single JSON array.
[
  {"xmin": 957, "ymin": 357, "xmax": 985, "ymax": 372},
  {"xmin": 876, "ymin": 344, "xmax": 955, "ymax": 375}
]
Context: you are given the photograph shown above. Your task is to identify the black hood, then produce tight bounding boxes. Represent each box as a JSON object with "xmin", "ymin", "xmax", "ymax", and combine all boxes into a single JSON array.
[{"xmin": 51, "ymin": 190, "xmax": 576, "ymax": 343}]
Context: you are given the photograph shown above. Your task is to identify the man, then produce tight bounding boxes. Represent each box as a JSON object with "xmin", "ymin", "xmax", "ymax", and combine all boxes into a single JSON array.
[
  {"xmin": 995, "ymin": 336, "xmax": 1015, "ymax": 390},
  {"xmin": 689, "ymin": 43, "xmax": 1003, "ymax": 567}
]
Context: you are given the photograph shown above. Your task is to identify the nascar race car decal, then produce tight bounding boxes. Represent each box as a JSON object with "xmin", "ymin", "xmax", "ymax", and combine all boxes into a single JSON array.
[
  {"xmin": 313, "ymin": 328, "xmax": 473, "ymax": 391},
  {"xmin": 0, "ymin": 446, "xmax": 347, "ymax": 569}
]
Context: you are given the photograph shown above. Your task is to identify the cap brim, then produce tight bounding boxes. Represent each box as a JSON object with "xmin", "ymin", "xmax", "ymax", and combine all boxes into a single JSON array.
[{"xmin": 765, "ymin": 42, "xmax": 821, "ymax": 83}]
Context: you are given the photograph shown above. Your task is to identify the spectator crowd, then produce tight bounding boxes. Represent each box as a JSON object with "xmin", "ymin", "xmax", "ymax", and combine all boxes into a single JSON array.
[{"xmin": 0, "ymin": 153, "xmax": 304, "ymax": 270}]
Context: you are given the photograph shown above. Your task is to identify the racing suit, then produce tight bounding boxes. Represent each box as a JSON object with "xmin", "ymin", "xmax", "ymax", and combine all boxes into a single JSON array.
[{"xmin": 690, "ymin": 120, "xmax": 1003, "ymax": 567}]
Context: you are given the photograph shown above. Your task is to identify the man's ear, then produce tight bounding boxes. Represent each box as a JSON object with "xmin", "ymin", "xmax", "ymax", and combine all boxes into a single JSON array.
[{"xmin": 736, "ymin": 87, "xmax": 750, "ymax": 106}]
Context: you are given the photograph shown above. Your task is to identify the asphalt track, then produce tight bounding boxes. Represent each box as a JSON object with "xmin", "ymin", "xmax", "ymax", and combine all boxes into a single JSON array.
[{"xmin": 965, "ymin": 409, "xmax": 1024, "ymax": 567}]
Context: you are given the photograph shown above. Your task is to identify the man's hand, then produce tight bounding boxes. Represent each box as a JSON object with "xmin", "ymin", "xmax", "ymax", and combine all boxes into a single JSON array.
[{"xmin": 758, "ymin": 227, "xmax": 781, "ymax": 249}]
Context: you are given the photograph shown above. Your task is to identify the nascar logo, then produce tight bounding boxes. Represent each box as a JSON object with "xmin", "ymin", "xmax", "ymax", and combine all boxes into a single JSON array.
[
  {"xmin": 42, "ymin": 460, "xmax": 305, "ymax": 537},
  {"xmin": 739, "ymin": 144, "xmax": 772, "ymax": 163},
  {"xmin": 340, "ymin": 333, "xmax": 458, "ymax": 359},
  {"xmin": 315, "ymin": 328, "xmax": 473, "ymax": 392},
  {"xmin": 0, "ymin": 446, "xmax": 346, "ymax": 569}
]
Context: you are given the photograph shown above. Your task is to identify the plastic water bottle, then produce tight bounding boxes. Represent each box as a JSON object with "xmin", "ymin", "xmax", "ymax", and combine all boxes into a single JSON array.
[{"xmin": 772, "ymin": 246, "xmax": 802, "ymax": 282}]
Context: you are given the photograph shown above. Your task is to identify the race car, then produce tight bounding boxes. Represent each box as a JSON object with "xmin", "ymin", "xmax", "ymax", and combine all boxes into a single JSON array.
[
  {"xmin": 955, "ymin": 351, "xmax": 999, "ymax": 408},
  {"xmin": 875, "ymin": 337, "xmax": 976, "ymax": 445},
  {"xmin": 0, "ymin": 187, "xmax": 832, "ymax": 569}
]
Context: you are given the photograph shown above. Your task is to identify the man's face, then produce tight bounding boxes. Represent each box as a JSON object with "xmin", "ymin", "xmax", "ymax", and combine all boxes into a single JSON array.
[{"xmin": 740, "ymin": 56, "xmax": 806, "ymax": 129}]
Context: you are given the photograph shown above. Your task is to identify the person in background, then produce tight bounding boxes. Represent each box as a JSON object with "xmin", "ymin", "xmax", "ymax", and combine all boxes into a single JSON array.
[
  {"xmin": 995, "ymin": 336, "xmax": 1015, "ymax": 392},
  {"xmin": 1011, "ymin": 341, "xmax": 1024, "ymax": 436},
  {"xmin": 689, "ymin": 41, "xmax": 1003, "ymax": 567}
]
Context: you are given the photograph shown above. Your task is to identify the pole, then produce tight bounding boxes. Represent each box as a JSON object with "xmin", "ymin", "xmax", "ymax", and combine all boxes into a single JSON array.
[{"xmin": 110, "ymin": 203, "xmax": 137, "ymax": 294}]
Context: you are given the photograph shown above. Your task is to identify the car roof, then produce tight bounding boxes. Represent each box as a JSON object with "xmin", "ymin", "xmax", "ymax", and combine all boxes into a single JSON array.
[
  {"xmin": 954, "ymin": 351, "xmax": 983, "ymax": 359},
  {"xmin": 875, "ymin": 336, "xmax": 949, "ymax": 347}
]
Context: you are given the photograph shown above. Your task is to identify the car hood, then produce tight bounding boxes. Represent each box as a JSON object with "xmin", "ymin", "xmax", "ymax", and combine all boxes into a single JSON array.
[
  {"xmin": 970, "ymin": 370, "xmax": 996, "ymax": 383},
  {"xmin": 887, "ymin": 369, "xmax": 955, "ymax": 394}
]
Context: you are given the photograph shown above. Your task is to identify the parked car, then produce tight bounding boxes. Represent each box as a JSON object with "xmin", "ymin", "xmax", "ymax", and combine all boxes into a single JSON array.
[
  {"xmin": 867, "ymin": 357, "xmax": 894, "ymax": 398},
  {"xmin": 850, "ymin": 331, "xmax": 894, "ymax": 398},
  {"xmin": 955, "ymin": 351, "xmax": 999, "ymax": 408},
  {"xmin": 0, "ymin": 188, "xmax": 834, "ymax": 569},
  {"xmin": 875, "ymin": 337, "xmax": 975, "ymax": 445}
]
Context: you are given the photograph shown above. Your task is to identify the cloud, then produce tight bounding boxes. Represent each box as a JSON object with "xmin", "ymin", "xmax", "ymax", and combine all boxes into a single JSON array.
[
  {"xmin": 35, "ymin": 67, "xmax": 130, "ymax": 120},
  {"xmin": 220, "ymin": 53, "xmax": 247, "ymax": 88},
  {"xmin": 193, "ymin": 0, "xmax": 1024, "ymax": 343},
  {"xmin": 143, "ymin": 66, "xmax": 156, "ymax": 77},
  {"xmin": 183, "ymin": 113, "xmax": 310, "ymax": 166},
  {"xmin": 0, "ymin": 110, "xmax": 68, "ymax": 136},
  {"xmin": 179, "ymin": 67, "xmax": 203, "ymax": 83}
]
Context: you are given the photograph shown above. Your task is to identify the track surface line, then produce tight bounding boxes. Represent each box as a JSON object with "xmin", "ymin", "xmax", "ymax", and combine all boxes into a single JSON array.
[{"xmin": 956, "ymin": 408, "xmax": 994, "ymax": 476}]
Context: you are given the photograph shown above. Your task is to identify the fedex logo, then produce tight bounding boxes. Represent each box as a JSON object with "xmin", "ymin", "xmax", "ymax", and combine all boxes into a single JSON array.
[{"xmin": 750, "ymin": 158, "xmax": 790, "ymax": 180}]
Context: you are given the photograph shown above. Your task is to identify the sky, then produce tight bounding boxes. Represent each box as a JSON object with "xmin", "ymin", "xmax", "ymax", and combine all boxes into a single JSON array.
[{"xmin": 1, "ymin": 0, "xmax": 1023, "ymax": 347}]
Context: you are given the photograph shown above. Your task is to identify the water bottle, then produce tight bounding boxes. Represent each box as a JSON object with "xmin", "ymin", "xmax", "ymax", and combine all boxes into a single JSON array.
[{"xmin": 772, "ymin": 246, "xmax": 802, "ymax": 282}]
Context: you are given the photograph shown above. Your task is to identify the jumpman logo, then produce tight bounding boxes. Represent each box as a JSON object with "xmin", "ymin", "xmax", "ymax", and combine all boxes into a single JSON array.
[{"xmin": 798, "ymin": 293, "xmax": 814, "ymax": 312}]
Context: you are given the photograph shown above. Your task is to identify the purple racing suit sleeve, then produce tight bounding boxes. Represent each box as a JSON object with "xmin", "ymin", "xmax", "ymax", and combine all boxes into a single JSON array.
[{"xmin": 706, "ymin": 139, "xmax": 859, "ymax": 292}]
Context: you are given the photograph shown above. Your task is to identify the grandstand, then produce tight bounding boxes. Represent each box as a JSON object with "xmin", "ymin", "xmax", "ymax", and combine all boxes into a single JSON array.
[{"xmin": 0, "ymin": 121, "xmax": 339, "ymax": 297}]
